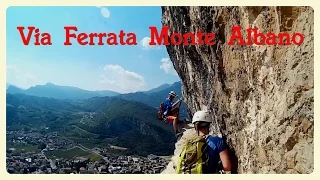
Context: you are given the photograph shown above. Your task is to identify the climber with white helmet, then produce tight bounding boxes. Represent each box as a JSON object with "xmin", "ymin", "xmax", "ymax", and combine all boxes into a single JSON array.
[
  {"xmin": 157, "ymin": 91, "xmax": 183, "ymax": 138},
  {"xmin": 190, "ymin": 110, "xmax": 231, "ymax": 173}
]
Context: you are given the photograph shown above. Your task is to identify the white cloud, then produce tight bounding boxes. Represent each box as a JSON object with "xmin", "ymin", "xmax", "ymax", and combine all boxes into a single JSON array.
[
  {"xmin": 96, "ymin": 6, "xmax": 110, "ymax": 18},
  {"xmin": 160, "ymin": 58, "xmax": 178, "ymax": 75},
  {"xmin": 6, "ymin": 65, "xmax": 42, "ymax": 89},
  {"xmin": 100, "ymin": 7, "xmax": 110, "ymax": 18},
  {"xmin": 99, "ymin": 64, "xmax": 145, "ymax": 93},
  {"xmin": 140, "ymin": 37, "xmax": 161, "ymax": 50}
]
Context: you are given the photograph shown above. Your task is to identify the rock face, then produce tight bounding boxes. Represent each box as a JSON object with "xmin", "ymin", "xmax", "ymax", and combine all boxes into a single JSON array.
[{"xmin": 160, "ymin": 6, "xmax": 314, "ymax": 174}]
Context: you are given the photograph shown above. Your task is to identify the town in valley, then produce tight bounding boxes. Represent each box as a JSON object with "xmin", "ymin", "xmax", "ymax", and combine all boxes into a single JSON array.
[{"xmin": 6, "ymin": 129, "xmax": 170, "ymax": 174}]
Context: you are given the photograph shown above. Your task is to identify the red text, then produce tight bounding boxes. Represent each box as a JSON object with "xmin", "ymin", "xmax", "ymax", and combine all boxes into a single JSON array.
[
  {"xmin": 149, "ymin": 26, "xmax": 216, "ymax": 46},
  {"xmin": 17, "ymin": 26, "xmax": 52, "ymax": 45},
  {"xmin": 64, "ymin": 26, "xmax": 137, "ymax": 46},
  {"xmin": 228, "ymin": 26, "xmax": 304, "ymax": 46}
]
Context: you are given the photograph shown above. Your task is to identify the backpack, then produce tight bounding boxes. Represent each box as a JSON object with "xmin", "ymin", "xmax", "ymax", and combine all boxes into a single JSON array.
[
  {"xmin": 157, "ymin": 102, "xmax": 164, "ymax": 120},
  {"xmin": 175, "ymin": 136, "xmax": 210, "ymax": 174}
]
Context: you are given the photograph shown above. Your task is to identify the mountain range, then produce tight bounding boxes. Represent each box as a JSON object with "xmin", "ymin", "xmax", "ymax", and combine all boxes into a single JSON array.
[
  {"xmin": 6, "ymin": 93, "xmax": 176, "ymax": 156},
  {"xmin": 6, "ymin": 82, "xmax": 189, "ymax": 118},
  {"xmin": 6, "ymin": 82, "xmax": 180, "ymax": 99},
  {"xmin": 6, "ymin": 83, "xmax": 120, "ymax": 99},
  {"xmin": 6, "ymin": 81, "xmax": 187, "ymax": 156}
]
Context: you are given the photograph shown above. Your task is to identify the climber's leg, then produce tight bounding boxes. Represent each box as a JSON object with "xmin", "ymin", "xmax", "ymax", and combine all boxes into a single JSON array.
[
  {"xmin": 171, "ymin": 107, "xmax": 189, "ymax": 124},
  {"xmin": 166, "ymin": 116, "xmax": 179, "ymax": 134},
  {"xmin": 173, "ymin": 117, "xmax": 179, "ymax": 133},
  {"xmin": 173, "ymin": 117, "xmax": 183, "ymax": 139}
]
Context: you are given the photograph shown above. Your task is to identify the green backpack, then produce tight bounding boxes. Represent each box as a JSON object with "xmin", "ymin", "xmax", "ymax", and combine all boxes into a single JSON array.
[{"xmin": 176, "ymin": 136, "xmax": 210, "ymax": 174}]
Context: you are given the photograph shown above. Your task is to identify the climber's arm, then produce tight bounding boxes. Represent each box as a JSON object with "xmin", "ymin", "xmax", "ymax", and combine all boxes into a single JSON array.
[
  {"xmin": 215, "ymin": 137, "xmax": 232, "ymax": 172},
  {"xmin": 219, "ymin": 149, "xmax": 232, "ymax": 172}
]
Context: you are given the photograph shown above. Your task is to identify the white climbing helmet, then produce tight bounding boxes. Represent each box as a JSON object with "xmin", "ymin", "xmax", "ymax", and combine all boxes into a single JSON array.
[
  {"xmin": 192, "ymin": 110, "xmax": 213, "ymax": 124},
  {"xmin": 169, "ymin": 91, "xmax": 178, "ymax": 97}
]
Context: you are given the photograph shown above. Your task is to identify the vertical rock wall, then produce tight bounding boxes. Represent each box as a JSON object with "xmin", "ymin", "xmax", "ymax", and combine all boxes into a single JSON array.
[{"xmin": 161, "ymin": 6, "xmax": 314, "ymax": 174}]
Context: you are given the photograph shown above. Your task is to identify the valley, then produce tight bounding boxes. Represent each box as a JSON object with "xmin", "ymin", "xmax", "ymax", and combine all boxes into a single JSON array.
[
  {"xmin": 6, "ymin": 81, "xmax": 187, "ymax": 174},
  {"xmin": 6, "ymin": 93, "xmax": 177, "ymax": 156}
]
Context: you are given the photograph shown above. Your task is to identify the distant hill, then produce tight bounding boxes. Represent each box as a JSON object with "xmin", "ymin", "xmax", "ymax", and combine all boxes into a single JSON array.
[
  {"xmin": 117, "ymin": 81, "xmax": 190, "ymax": 120},
  {"xmin": 145, "ymin": 83, "xmax": 171, "ymax": 94},
  {"xmin": 6, "ymin": 93, "xmax": 176, "ymax": 156},
  {"xmin": 6, "ymin": 83, "xmax": 24, "ymax": 90},
  {"xmin": 6, "ymin": 85, "xmax": 24, "ymax": 94},
  {"xmin": 6, "ymin": 83, "xmax": 120, "ymax": 99},
  {"xmin": 118, "ymin": 81, "xmax": 182, "ymax": 108}
]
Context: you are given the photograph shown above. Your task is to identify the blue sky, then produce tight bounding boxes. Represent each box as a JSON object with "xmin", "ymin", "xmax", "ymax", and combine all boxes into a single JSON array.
[{"xmin": 6, "ymin": 6, "xmax": 180, "ymax": 93}]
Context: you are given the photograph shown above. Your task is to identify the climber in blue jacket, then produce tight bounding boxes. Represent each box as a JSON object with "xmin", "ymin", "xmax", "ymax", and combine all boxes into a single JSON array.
[
  {"xmin": 161, "ymin": 91, "xmax": 183, "ymax": 137},
  {"xmin": 192, "ymin": 110, "xmax": 232, "ymax": 173}
]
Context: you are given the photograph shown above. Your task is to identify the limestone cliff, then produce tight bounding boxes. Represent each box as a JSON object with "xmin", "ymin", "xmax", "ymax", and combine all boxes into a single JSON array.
[{"xmin": 160, "ymin": 6, "xmax": 314, "ymax": 174}]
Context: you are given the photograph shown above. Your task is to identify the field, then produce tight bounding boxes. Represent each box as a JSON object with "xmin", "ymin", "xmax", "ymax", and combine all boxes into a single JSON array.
[
  {"xmin": 86, "ymin": 154, "xmax": 103, "ymax": 162},
  {"xmin": 66, "ymin": 137, "xmax": 110, "ymax": 149},
  {"xmin": 44, "ymin": 147, "xmax": 104, "ymax": 162},
  {"xmin": 62, "ymin": 125, "xmax": 100, "ymax": 139},
  {"xmin": 44, "ymin": 147, "xmax": 90, "ymax": 159},
  {"xmin": 6, "ymin": 142, "xmax": 39, "ymax": 153}
]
